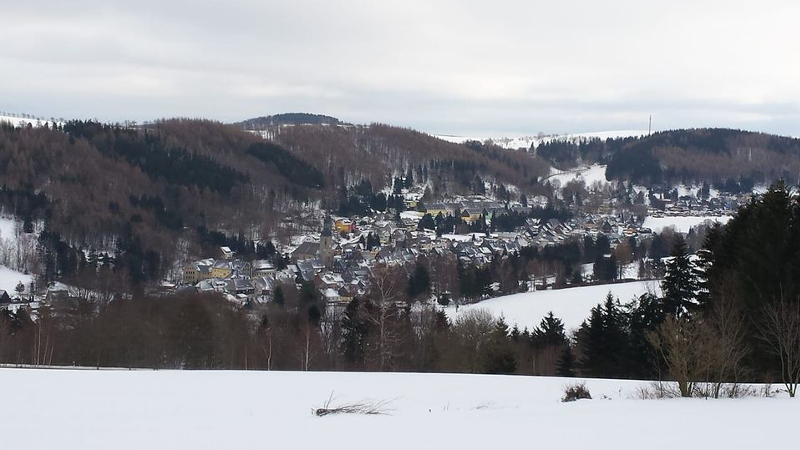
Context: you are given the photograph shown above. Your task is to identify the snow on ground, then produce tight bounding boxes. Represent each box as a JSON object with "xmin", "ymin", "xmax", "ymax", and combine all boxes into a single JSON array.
[
  {"xmin": 0, "ymin": 266, "xmax": 32, "ymax": 294},
  {"xmin": 642, "ymin": 215, "xmax": 731, "ymax": 234},
  {"xmin": 546, "ymin": 164, "xmax": 608, "ymax": 187},
  {"xmin": 0, "ymin": 368, "xmax": 794, "ymax": 450},
  {"xmin": 445, "ymin": 281, "xmax": 661, "ymax": 333},
  {"xmin": 0, "ymin": 216, "xmax": 32, "ymax": 293},
  {"xmin": 581, "ymin": 262, "xmax": 639, "ymax": 280},
  {"xmin": 0, "ymin": 217, "xmax": 16, "ymax": 243},
  {"xmin": 0, "ymin": 113, "xmax": 62, "ymax": 128},
  {"xmin": 433, "ymin": 130, "xmax": 648, "ymax": 150},
  {"xmin": 441, "ymin": 233, "xmax": 473, "ymax": 242},
  {"xmin": 400, "ymin": 211, "xmax": 424, "ymax": 221}
]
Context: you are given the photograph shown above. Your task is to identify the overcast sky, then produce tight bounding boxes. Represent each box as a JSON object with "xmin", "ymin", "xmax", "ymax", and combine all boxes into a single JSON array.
[{"xmin": 2, "ymin": 1, "xmax": 799, "ymax": 136}]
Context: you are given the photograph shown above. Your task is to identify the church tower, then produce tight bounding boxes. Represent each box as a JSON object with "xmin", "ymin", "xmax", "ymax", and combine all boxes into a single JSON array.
[{"xmin": 319, "ymin": 215, "xmax": 334, "ymax": 269}]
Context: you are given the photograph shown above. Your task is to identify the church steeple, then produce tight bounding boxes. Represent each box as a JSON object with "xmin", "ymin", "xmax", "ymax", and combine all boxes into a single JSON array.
[
  {"xmin": 320, "ymin": 214, "xmax": 334, "ymax": 269},
  {"xmin": 321, "ymin": 214, "xmax": 332, "ymax": 237}
]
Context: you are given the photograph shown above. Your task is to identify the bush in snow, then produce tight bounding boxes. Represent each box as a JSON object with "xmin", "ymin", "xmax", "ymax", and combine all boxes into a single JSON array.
[{"xmin": 562, "ymin": 382, "xmax": 592, "ymax": 402}]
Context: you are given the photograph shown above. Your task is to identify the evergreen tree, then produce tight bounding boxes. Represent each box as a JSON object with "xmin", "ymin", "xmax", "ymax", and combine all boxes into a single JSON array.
[
  {"xmin": 273, "ymin": 285, "xmax": 285, "ymax": 307},
  {"xmin": 533, "ymin": 311, "xmax": 567, "ymax": 348},
  {"xmin": 625, "ymin": 293, "xmax": 664, "ymax": 378},
  {"xmin": 340, "ymin": 298, "xmax": 370, "ymax": 367},
  {"xmin": 578, "ymin": 293, "xmax": 629, "ymax": 378},
  {"xmin": 661, "ymin": 234, "xmax": 699, "ymax": 318},
  {"xmin": 417, "ymin": 213, "xmax": 435, "ymax": 231},
  {"xmin": 483, "ymin": 318, "xmax": 517, "ymax": 374},
  {"xmin": 556, "ymin": 346, "xmax": 576, "ymax": 377},
  {"xmin": 407, "ymin": 264, "xmax": 431, "ymax": 299}
]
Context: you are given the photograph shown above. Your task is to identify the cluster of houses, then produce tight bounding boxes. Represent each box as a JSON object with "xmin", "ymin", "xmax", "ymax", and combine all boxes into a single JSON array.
[
  {"xmin": 178, "ymin": 202, "xmax": 670, "ymax": 308},
  {"xmin": 173, "ymin": 186, "xmax": 752, "ymax": 308}
]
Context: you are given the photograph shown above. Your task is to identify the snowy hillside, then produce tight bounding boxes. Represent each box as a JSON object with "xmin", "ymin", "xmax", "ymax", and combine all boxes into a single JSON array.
[
  {"xmin": 0, "ymin": 112, "xmax": 63, "ymax": 128},
  {"xmin": 0, "ymin": 368, "xmax": 793, "ymax": 450},
  {"xmin": 642, "ymin": 215, "xmax": 732, "ymax": 234},
  {"xmin": 545, "ymin": 164, "xmax": 609, "ymax": 187},
  {"xmin": 434, "ymin": 130, "xmax": 648, "ymax": 150},
  {"xmin": 444, "ymin": 281, "xmax": 661, "ymax": 333},
  {"xmin": 0, "ymin": 217, "xmax": 33, "ymax": 294}
]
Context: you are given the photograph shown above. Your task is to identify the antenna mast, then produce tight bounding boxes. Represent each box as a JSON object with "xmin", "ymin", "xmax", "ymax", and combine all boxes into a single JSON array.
[{"xmin": 648, "ymin": 115, "xmax": 652, "ymax": 136}]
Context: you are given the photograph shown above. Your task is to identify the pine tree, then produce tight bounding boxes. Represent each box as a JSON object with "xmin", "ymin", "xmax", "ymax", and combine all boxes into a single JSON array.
[
  {"xmin": 483, "ymin": 318, "xmax": 517, "ymax": 374},
  {"xmin": 273, "ymin": 285, "xmax": 285, "ymax": 307},
  {"xmin": 661, "ymin": 234, "xmax": 699, "ymax": 318},
  {"xmin": 556, "ymin": 346, "xmax": 576, "ymax": 377},
  {"xmin": 578, "ymin": 293, "xmax": 629, "ymax": 378},
  {"xmin": 340, "ymin": 298, "xmax": 369, "ymax": 367},
  {"xmin": 533, "ymin": 311, "xmax": 567, "ymax": 348}
]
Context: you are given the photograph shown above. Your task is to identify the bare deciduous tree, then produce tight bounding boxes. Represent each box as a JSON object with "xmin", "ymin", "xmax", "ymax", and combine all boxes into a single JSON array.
[
  {"xmin": 648, "ymin": 316, "xmax": 715, "ymax": 397},
  {"xmin": 756, "ymin": 296, "xmax": 800, "ymax": 397}
]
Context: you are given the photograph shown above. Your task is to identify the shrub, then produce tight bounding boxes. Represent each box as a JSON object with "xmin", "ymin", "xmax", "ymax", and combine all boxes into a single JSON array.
[{"xmin": 562, "ymin": 382, "xmax": 592, "ymax": 402}]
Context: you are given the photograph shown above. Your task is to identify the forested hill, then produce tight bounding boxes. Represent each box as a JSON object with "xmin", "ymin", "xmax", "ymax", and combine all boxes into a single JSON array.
[
  {"xmin": 0, "ymin": 118, "xmax": 550, "ymax": 283},
  {"xmin": 234, "ymin": 113, "xmax": 341, "ymax": 129},
  {"xmin": 534, "ymin": 128, "xmax": 800, "ymax": 187}
]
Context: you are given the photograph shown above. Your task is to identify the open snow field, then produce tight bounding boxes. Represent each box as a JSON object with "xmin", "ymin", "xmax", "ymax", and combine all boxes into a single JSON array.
[
  {"xmin": 546, "ymin": 164, "xmax": 609, "ymax": 187},
  {"xmin": 642, "ymin": 215, "xmax": 731, "ymax": 234},
  {"xmin": 0, "ymin": 216, "xmax": 17, "ymax": 242},
  {"xmin": 0, "ymin": 217, "xmax": 32, "ymax": 293},
  {"xmin": 433, "ymin": 130, "xmax": 648, "ymax": 150},
  {"xmin": 444, "ymin": 281, "xmax": 661, "ymax": 332},
  {"xmin": 0, "ymin": 266, "xmax": 32, "ymax": 294},
  {"xmin": 0, "ymin": 368, "xmax": 794, "ymax": 450},
  {"xmin": 0, "ymin": 113, "xmax": 62, "ymax": 128}
]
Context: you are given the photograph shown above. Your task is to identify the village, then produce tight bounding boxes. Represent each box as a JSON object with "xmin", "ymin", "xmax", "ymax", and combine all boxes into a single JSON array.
[
  {"xmin": 0, "ymin": 176, "xmax": 750, "ymax": 317},
  {"xmin": 173, "ymin": 183, "xmax": 745, "ymax": 311}
]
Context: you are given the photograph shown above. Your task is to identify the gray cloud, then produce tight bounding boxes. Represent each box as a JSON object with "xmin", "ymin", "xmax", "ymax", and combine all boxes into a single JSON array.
[{"xmin": 2, "ymin": 0, "xmax": 799, "ymax": 136}]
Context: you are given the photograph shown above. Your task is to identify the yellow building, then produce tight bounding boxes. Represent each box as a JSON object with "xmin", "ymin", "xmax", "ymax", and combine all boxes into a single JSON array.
[
  {"xmin": 183, "ymin": 259, "xmax": 215, "ymax": 284},
  {"xmin": 335, "ymin": 218, "xmax": 355, "ymax": 233},
  {"xmin": 211, "ymin": 260, "xmax": 233, "ymax": 279}
]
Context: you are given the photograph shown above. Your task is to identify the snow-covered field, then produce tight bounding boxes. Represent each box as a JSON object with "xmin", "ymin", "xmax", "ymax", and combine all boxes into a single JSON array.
[
  {"xmin": 546, "ymin": 164, "xmax": 609, "ymax": 187},
  {"xmin": 434, "ymin": 130, "xmax": 648, "ymax": 150},
  {"xmin": 0, "ymin": 368, "xmax": 793, "ymax": 450},
  {"xmin": 0, "ymin": 113, "xmax": 62, "ymax": 128},
  {"xmin": 0, "ymin": 266, "xmax": 32, "ymax": 295},
  {"xmin": 642, "ymin": 215, "xmax": 731, "ymax": 234},
  {"xmin": 0, "ymin": 217, "xmax": 32, "ymax": 293},
  {"xmin": 0, "ymin": 216, "xmax": 18, "ymax": 242},
  {"xmin": 445, "ymin": 281, "xmax": 661, "ymax": 332}
]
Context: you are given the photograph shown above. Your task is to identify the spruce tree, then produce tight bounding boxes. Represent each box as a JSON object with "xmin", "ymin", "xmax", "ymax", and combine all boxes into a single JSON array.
[
  {"xmin": 273, "ymin": 285, "xmax": 285, "ymax": 307},
  {"xmin": 533, "ymin": 312, "xmax": 567, "ymax": 348},
  {"xmin": 340, "ymin": 298, "xmax": 369, "ymax": 367},
  {"xmin": 556, "ymin": 346, "xmax": 576, "ymax": 377},
  {"xmin": 661, "ymin": 234, "xmax": 699, "ymax": 318},
  {"xmin": 578, "ymin": 293, "xmax": 629, "ymax": 378},
  {"xmin": 483, "ymin": 318, "xmax": 517, "ymax": 374}
]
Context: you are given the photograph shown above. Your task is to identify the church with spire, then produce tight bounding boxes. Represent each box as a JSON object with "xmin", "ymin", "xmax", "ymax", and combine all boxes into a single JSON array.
[{"xmin": 319, "ymin": 214, "xmax": 334, "ymax": 269}]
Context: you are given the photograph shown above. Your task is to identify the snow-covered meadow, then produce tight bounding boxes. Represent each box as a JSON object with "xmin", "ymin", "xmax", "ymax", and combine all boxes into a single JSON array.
[
  {"xmin": 0, "ymin": 368, "xmax": 793, "ymax": 450},
  {"xmin": 434, "ymin": 130, "xmax": 648, "ymax": 150},
  {"xmin": 546, "ymin": 164, "xmax": 609, "ymax": 187},
  {"xmin": 642, "ymin": 215, "xmax": 731, "ymax": 234},
  {"xmin": 0, "ymin": 217, "xmax": 34, "ymax": 293},
  {"xmin": 444, "ymin": 281, "xmax": 661, "ymax": 332},
  {"xmin": 0, "ymin": 113, "xmax": 63, "ymax": 128}
]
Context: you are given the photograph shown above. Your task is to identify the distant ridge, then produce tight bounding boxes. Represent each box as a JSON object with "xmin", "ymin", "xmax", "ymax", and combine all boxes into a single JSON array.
[{"xmin": 235, "ymin": 113, "xmax": 340, "ymax": 129}]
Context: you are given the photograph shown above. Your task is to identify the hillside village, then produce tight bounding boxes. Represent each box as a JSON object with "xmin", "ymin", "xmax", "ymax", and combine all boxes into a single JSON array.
[
  {"xmin": 175, "ymin": 184, "xmax": 744, "ymax": 312},
  {"xmin": 0, "ymin": 159, "xmax": 751, "ymax": 321}
]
